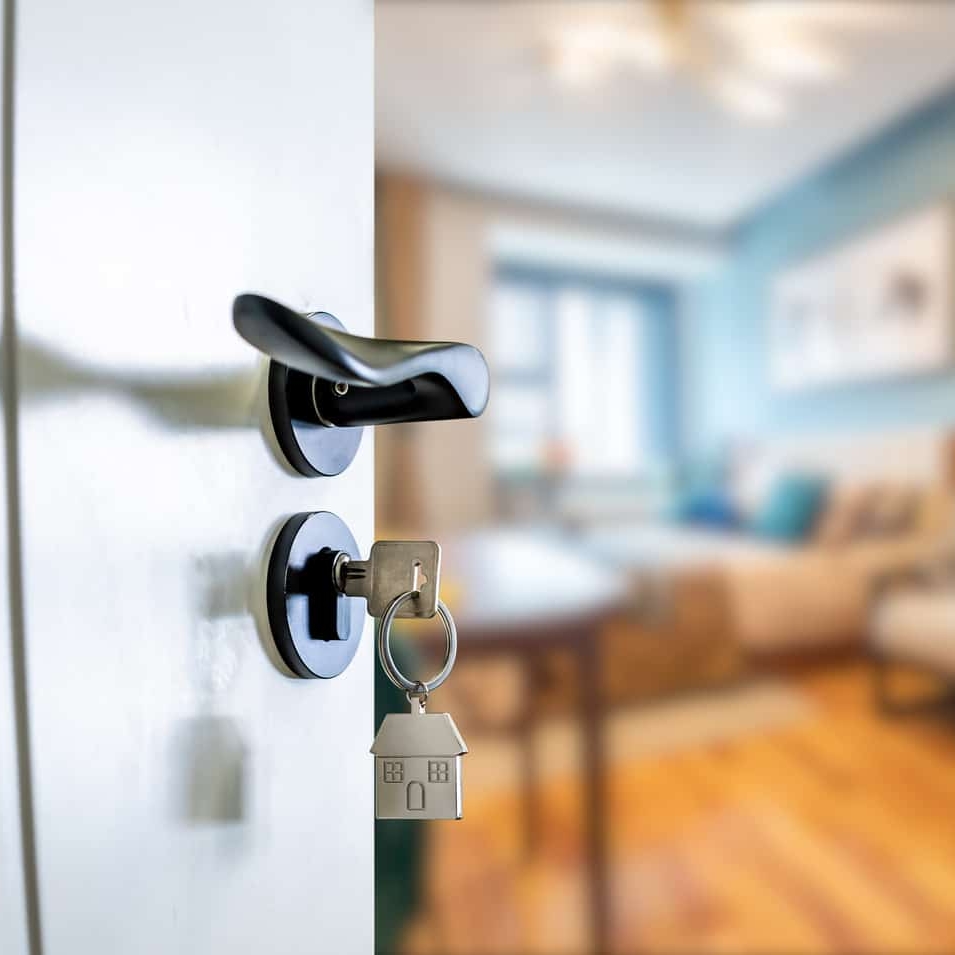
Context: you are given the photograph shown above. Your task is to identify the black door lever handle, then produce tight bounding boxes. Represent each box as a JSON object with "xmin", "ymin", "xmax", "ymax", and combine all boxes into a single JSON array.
[
  {"xmin": 233, "ymin": 293, "xmax": 490, "ymax": 476},
  {"xmin": 233, "ymin": 293, "xmax": 489, "ymax": 423}
]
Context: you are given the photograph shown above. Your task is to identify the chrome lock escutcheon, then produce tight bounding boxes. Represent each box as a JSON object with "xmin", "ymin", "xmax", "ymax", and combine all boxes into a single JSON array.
[{"xmin": 265, "ymin": 511, "xmax": 445, "ymax": 679}]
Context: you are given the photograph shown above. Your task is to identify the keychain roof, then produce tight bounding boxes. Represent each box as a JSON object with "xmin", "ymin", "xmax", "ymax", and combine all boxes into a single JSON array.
[{"xmin": 371, "ymin": 712, "xmax": 468, "ymax": 757}]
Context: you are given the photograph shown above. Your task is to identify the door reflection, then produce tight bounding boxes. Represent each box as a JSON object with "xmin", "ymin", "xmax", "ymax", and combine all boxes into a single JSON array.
[
  {"xmin": 170, "ymin": 552, "xmax": 255, "ymax": 827},
  {"xmin": 17, "ymin": 339, "xmax": 259, "ymax": 430},
  {"xmin": 171, "ymin": 715, "xmax": 248, "ymax": 825}
]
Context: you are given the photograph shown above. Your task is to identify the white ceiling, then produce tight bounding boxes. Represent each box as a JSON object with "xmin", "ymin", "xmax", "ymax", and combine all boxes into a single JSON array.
[{"xmin": 376, "ymin": 1, "xmax": 955, "ymax": 229}]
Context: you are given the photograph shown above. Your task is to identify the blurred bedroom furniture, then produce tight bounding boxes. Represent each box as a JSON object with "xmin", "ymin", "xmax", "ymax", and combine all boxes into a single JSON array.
[
  {"xmin": 586, "ymin": 428, "xmax": 955, "ymax": 655},
  {"xmin": 869, "ymin": 551, "xmax": 955, "ymax": 713},
  {"xmin": 602, "ymin": 564, "xmax": 744, "ymax": 704}
]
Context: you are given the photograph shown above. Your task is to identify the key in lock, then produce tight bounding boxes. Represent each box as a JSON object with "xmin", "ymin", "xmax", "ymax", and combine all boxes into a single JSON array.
[{"xmin": 371, "ymin": 700, "xmax": 467, "ymax": 820}]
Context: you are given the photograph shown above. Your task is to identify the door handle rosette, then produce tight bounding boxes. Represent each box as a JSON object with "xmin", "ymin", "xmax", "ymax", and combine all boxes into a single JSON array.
[{"xmin": 233, "ymin": 293, "xmax": 489, "ymax": 475}]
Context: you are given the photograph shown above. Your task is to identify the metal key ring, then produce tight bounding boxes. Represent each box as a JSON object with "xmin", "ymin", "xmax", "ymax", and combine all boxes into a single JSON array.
[{"xmin": 377, "ymin": 591, "xmax": 458, "ymax": 695}]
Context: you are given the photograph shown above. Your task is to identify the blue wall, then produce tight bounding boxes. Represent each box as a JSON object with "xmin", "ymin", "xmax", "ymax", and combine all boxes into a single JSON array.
[{"xmin": 683, "ymin": 85, "xmax": 955, "ymax": 455}]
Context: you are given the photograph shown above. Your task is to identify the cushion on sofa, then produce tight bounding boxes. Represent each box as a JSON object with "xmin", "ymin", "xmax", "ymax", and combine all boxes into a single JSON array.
[
  {"xmin": 752, "ymin": 474, "xmax": 829, "ymax": 543},
  {"xmin": 873, "ymin": 590, "xmax": 955, "ymax": 674},
  {"xmin": 676, "ymin": 487, "xmax": 739, "ymax": 529}
]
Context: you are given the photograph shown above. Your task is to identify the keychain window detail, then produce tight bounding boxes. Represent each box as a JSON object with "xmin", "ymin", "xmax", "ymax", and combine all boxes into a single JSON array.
[{"xmin": 383, "ymin": 761, "xmax": 404, "ymax": 783}]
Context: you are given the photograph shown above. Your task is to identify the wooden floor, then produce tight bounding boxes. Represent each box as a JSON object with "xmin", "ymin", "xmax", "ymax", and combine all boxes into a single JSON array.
[{"xmin": 400, "ymin": 663, "xmax": 955, "ymax": 955}]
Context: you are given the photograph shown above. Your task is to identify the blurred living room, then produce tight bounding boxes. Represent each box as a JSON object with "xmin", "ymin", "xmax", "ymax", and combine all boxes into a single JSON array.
[{"xmin": 373, "ymin": 3, "xmax": 955, "ymax": 954}]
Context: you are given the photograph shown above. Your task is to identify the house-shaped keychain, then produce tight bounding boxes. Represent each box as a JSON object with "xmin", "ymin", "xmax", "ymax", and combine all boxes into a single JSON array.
[{"xmin": 371, "ymin": 711, "xmax": 468, "ymax": 820}]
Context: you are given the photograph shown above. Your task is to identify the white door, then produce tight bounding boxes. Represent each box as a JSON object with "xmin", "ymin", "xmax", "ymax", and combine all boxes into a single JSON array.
[{"xmin": 4, "ymin": 0, "xmax": 374, "ymax": 952}]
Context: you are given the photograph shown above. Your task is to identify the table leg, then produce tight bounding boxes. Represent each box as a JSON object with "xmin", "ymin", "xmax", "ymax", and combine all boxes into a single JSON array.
[
  {"xmin": 578, "ymin": 633, "xmax": 610, "ymax": 953},
  {"xmin": 520, "ymin": 656, "xmax": 539, "ymax": 857}
]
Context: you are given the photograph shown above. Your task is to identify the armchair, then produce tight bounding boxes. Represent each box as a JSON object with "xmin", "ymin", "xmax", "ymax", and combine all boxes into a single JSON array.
[{"xmin": 869, "ymin": 547, "xmax": 955, "ymax": 714}]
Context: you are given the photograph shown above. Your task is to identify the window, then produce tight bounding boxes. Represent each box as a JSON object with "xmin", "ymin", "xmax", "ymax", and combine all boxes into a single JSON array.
[
  {"xmin": 428, "ymin": 760, "xmax": 450, "ymax": 783},
  {"xmin": 490, "ymin": 273, "xmax": 646, "ymax": 478},
  {"xmin": 382, "ymin": 760, "xmax": 404, "ymax": 783}
]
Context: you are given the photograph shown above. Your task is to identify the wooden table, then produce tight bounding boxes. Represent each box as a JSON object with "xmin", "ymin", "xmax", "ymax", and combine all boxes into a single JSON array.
[{"xmin": 439, "ymin": 530, "xmax": 628, "ymax": 953}]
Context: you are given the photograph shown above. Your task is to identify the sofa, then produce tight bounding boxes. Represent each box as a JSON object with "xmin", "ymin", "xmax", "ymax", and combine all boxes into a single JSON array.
[{"xmin": 585, "ymin": 429, "xmax": 955, "ymax": 655}]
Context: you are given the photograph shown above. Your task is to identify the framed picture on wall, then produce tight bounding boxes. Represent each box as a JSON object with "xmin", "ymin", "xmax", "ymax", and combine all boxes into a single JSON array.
[{"xmin": 769, "ymin": 202, "xmax": 954, "ymax": 392}]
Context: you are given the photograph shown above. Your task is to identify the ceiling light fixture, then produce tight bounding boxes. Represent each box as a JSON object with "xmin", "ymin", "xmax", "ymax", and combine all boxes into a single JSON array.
[
  {"xmin": 550, "ymin": 22, "xmax": 672, "ymax": 88},
  {"xmin": 710, "ymin": 72, "xmax": 788, "ymax": 122},
  {"xmin": 742, "ymin": 36, "xmax": 842, "ymax": 83},
  {"xmin": 545, "ymin": 1, "xmax": 853, "ymax": 121}
]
